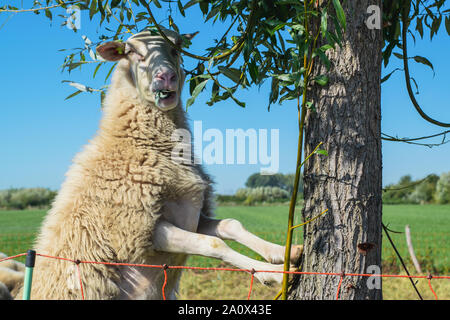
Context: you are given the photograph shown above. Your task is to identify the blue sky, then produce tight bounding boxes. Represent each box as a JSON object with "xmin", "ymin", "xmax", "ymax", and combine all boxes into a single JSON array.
[{"xmin": 0, "ymin": 3, "xmax": 449, "ymax": 195}]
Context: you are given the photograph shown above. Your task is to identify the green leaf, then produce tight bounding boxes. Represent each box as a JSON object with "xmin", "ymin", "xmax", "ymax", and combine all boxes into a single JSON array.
[
  {"xmin": 332, "ymin": 0, "xmax": 346, "ymax": 32},
  {"xmin": 205, "ymin": 5, "xmax": 221, "ymax": 22},
  {"xmin": 199, "ymin": 1, "xmax": 209, "ymax": 15},
  {"xmin": 321, "ymin": 8, "xmax": 328, "ymax": 35},
  {"xmin": 65, "ymin": 81, "xmax": 88, "ymax": 92},
  {"xmin": 279, "ymin": 90, "xmax": 299, "ymax": 103},
  {"xmin": 319, "ymin": 44, "xmax": 333, "ymax": 52},
  {"xmin": 65, "ymin": 90, "xmax": 83, "ymax": 100},
  {"xmin": 45, "ymin": 8, "xmax": 52, "ymax": 20},
  {"xmin": 230, "ymin": 95, "xmax": 246, "ymax": 108},
  {"xmin": 315, "ymin": 149, "xmax": 328, "ymax": 156},
  {"xmin": 93, "ymin": 62, "xmax": 103, "ymax": 79},
  {"xmin": 89, "ymin": 0, "xmax": 97, "ymax": 20},
  {"xmin": 313, "ymin": 48, "xmax": 331, "ymax": 70},
  {"xmin": 186, "ymin": 79, "xmax": 209, "ymax": 108},
  {"xmin": 152, "ymin": 0, "xmax": 162, "ymax": 9},
  {"xmin": 410, "ymin": 76, "xmax": 419, "ymax": 94},
  {"xmin": 381, "ymin": 68, "xmax": 402, "ymax": 83},
  {"xmin": 177, "ymin": 0, "xmax": 185, "ymax": 17},
  {"xmin": 98, "ymin": 0, "xmax": 106, "ymax": 17},
  {"xmin": 445, "ymin": 16, "xmax": 450, "ymax": 36},
  {"xmin": 183, "ymin": 0, "xmax": 201, "ymax": 10},
  {"xmin": 271, "ymin": 73, "xmax": 295, "ymax": 83},
  {"xmin": 314, "ymin": 75, "xmax": 329, "ymax": 86},
  {"xmin": 430, "ymin": 15, "xmax": 442, "ymax": 39},
  {"xmin": 218, "ymin": 66, "xmax": 242, "ymax": 84},
  {"xmin": 105, "ymin": 62, "xmax": 117, "ymax": 82},
  {"xmin": 413, "ymin": 55, "xmax": 434, "ymax": 74},
  {"xmin": 416, "ymin": 16, "xmax": 424, "ymax": 38},
  {"xmin": 110, "ymin": 0, "xmax": 121, "ymax": 9},
  {"xmin": 305, "ymin": 101, "xmax": 316, "ymax": 112},
  {"xmin": 248, "ymin": 60, "xmax": 259, "ymax": 83}
]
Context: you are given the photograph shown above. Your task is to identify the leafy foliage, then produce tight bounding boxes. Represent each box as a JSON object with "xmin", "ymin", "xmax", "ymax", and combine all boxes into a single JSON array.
[
  {"xmin": 382, "ymin": 173, "xmax": 448, "ymax": 204},
  {"xmin": 435, "ymin": 171, "xmax": 450, "ymax": 203},
  {"xmin": 0, "ymin": 188, "xmax": 57, "ymax": 210},
  {"xmin": 235, "ymin": 186, "xmax": 290, "ymax": 205},
  {"xmin": 1, "ymin": 0, "xmax": 347, "ymax": 108},
  {"xmin": 245, "ymin": 172, "xmax": 303, "ymax": 195},
  {"xmin": 3, "ymin": 1, "xmax": 448, "ymax": 127}
]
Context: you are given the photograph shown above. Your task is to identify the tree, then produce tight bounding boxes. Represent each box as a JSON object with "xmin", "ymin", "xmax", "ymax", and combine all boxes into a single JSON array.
[
  {"xmin": 436, "ymin": 172, "xmax": 450, "ymax": 204},
  {"xmin": 2, "ymin": 0, "xmax": 449, "ymax": 300},
  {"xmin": 289, "ymin": 0, "xmax": 383, "ymax": 300},
  {"xmin": 245, "ymin": 173, "xmax": 287, "ymax": 189},
  {"xmin": 408, "ymin": 174, "xmax": 439, "ymax": 204},
  {"xmin": 244, "ymin": 172, "xmax": 304, "ymax": 195}
]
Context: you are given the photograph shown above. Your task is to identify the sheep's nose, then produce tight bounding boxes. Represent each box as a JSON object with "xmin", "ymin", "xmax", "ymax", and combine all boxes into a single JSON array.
[{"xmin": 154, "ymin": 70, "xmax": 177, "ymax": 87}]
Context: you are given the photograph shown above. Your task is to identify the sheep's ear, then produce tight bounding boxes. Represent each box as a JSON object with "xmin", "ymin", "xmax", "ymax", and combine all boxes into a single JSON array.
[
  {"xmin": 96, "ymin": 41, "xmax": 127, "ymax": 61},
  {"xmin": 182, "ymin": 31, "xmax": 199, "ymax": 41},
  {"xmin": 180, "ymin": 31, "xmax": 199, "ymax": 49}
]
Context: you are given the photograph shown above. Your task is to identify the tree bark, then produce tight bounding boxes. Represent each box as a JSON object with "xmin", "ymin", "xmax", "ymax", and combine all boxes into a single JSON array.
[{"xmin": 289, "ymin": 0, "xmax": 383, "ymax": 300}]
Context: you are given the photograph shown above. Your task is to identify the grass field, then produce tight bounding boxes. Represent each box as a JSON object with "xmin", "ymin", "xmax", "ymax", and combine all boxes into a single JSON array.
[{"xmin": 1, "ymin": 204, "xmax": 449, "ymax": 299}]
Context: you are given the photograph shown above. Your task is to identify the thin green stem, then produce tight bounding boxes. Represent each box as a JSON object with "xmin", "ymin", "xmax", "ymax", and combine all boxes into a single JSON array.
[{"xmin": 281, "ymin": 86, "xmax": 308, "ymax": 300}]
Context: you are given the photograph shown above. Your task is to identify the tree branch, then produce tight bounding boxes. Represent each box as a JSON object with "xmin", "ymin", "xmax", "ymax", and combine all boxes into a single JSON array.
[
  {"xmin": 0, "ymin": 1, "xmax": 75, "ymax": 13},
  {"xmin": 401, "ymin": 0, "xmax": 450, "ymax": 128}
]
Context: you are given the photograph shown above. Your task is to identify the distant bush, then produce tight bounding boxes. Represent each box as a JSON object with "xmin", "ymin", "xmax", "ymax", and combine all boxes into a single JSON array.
[
  {"xmin": 383, "ymin": 174, "xmax": 446, "ymax": 205},
  {"xmin": 0, "ymin": 188, "xmax": 57, "ymax": 210},
  {"xmin": 216, "ymin": 186, "xmax": 292, "ymax": 206},
  {"xmin": 244, "ymin": 172, "xmax": 303, "ymax": 195},
  {"xmin": 235, "ymin": 187, "xmax": 290, "ymax": 205},
  {"xmin": 435, "ymin": 172, "xmax": 450, "ymax": 204},
  {"xmin": 408, "ymin": 174, "xmax": 439, "ymax": 204}
]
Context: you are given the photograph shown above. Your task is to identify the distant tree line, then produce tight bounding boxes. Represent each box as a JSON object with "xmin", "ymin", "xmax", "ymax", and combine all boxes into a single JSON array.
[
  {"xmin": 0, "ymin": 188, "xmax": 57, "ymax": 210},
  {"xmin": 244, "ymin": 173, "xmax": 303, "ymax": 195},
  {"xmin": 383, "ymin": 172, "xmax": 450, "ymax": 204},
  {"xmin": 216, "ymin": 171, "xmax": 450, "ymax": 205},
  {"xmin": 216, "ymin": 172, "xmax": 303, "ymax": 205},
  {"xmin": 2, "ymin": 171, "xmax": 448, "ymax": 209}
]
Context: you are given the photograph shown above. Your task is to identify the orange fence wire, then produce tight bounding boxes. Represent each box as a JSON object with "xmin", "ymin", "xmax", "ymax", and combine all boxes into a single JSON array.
[{"xmin": 1, "ymin": 252, "xmax": 449, "ymax": 300}]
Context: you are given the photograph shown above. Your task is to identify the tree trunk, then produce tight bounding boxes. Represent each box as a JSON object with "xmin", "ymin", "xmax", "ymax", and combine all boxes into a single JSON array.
[{"xmin": 289, "ymin": 0, "xmax": 383, "ymax": 300}]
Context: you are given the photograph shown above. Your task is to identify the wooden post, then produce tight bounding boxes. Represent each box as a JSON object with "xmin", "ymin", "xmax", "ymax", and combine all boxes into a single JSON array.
[{"xmin": 405, "ymin": 225, "xmax": 422, "ymax": 274}]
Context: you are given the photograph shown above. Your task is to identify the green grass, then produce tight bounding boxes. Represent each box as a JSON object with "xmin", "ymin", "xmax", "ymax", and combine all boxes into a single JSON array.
[
  {"xmin": 0, "ymin": 209, "xmax": 47, "ymax": 263},
  {"xmin": 381, "ymin": 205, "xmax": 450, "ymax": 274},
  {"xmin": 0, "ymin": 205, "xmax": 449, "ymax": 273},
  {"xmin": 1, "ymin": 204, "xmax": 449, "ymax": 300}
]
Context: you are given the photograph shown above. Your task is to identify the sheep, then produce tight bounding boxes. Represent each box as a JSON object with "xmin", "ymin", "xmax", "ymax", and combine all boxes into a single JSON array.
[
  {"xmin": 4, "ymin": 27, "xmax": 301, "ymax": 300},
  {"xmin": 0, "ymin": 252, "xmax": 24, "ymax": 299}
]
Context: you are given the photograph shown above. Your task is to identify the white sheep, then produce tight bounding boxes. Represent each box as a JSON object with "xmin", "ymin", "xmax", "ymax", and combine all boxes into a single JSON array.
[{"xmin": 3, "ymin": 27, "xmax": 301, "ymax": 300}]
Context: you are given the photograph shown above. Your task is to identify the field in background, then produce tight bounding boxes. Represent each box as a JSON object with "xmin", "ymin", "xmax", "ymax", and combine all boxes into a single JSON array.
[{"xmin": 1, "ymin": 204, "xmax": 449, "ymax": 299}]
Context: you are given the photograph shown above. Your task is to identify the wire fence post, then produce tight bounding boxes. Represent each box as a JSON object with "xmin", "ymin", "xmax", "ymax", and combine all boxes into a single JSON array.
[{"xmin": 22, "ymin": 249, "xmax": 36, "ymax": 300}]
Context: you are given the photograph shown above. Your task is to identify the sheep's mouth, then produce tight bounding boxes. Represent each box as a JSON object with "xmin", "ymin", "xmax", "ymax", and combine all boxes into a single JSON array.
[
  {"xmin": 154, "ymin": 89, "xmax": 178, "ymax": 110},
  {"xmin": 155, "ymin": 90, "xmax": 176, "ymax": 101}
]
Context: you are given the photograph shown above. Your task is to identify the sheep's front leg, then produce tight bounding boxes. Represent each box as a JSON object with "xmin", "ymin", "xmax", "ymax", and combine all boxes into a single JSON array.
[
  {"xmin": 196, "ymin": 214, "xmax": 303, "ymax": 264},
  {"xmin": 153, "ymin": 219, "xmax": 285, "ymax": 286}
]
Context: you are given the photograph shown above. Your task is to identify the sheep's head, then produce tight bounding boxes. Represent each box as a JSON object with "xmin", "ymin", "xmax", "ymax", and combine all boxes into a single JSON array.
[{"xmin": 96, "ymin": 27, "xmax": 197, "ymax": 111}]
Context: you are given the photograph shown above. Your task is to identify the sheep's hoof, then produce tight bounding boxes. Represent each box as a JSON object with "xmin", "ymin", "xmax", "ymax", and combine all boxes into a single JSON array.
[{"xmin": 290, "ymin": 244, "xmax": 303, "ymax": 264}]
